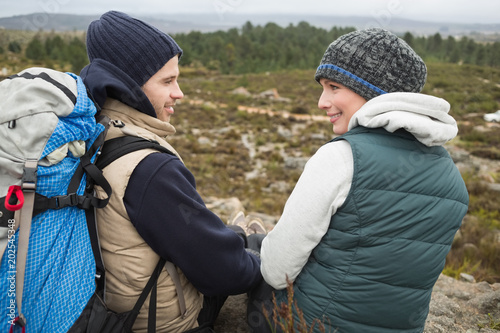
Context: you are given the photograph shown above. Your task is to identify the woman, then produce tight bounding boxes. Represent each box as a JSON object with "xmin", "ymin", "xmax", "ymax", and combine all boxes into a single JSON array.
[{"xmin": 259, "ymin": 28, "xmax": 469, "ymax": 333}]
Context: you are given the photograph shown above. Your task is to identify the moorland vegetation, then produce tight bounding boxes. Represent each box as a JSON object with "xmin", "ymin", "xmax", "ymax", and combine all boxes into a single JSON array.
[{"xmin": 0, "ymin": 22, "xmax": 499, "ymax": 284}]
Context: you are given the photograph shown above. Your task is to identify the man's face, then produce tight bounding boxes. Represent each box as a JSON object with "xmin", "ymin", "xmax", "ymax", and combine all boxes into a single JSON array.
[{"xmin": 142, "ymin": 55, "xmax": 183, "ymax": 122}]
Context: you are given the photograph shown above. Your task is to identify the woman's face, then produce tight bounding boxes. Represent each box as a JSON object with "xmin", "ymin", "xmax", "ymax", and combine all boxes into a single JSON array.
[{"xmin": 318, "ymin": 78, "xmax": 367, "ymax": 135}]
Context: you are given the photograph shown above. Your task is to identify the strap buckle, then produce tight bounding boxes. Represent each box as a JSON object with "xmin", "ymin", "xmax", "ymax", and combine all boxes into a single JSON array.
[
  {"xmin": 55, "ymin": 193, "xmax": 79, "ymax": 208},
  {"xmin": 21, "ymin": 160, "xmax": 38, "ymax": 193}
]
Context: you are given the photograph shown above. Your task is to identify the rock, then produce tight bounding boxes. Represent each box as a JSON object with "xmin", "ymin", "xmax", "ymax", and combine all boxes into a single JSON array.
[
  {"xmin": 258, "ymin": 88, "xmax": 279, "ymax": 99},
  {"xmin": 256, "ymin": 88, "xmax": 291, "ymax": 102},
  {"xmin": 205, "ymin": 197, "xmax": 245, "ymax": 221},
  {"xmin": 486, "ymin": 182, "xmax": 500, "ymax": 192},
  {"xmin": 215, "ymin": 127, "xmax": 234, "ymax": 135},
  {"xmin": 204, "ymin": 197, "xmax": 278, "ymax": 230},
  {"xmin": 232, "ymin": 87, "xmax": 251, "ymax": 96},
  {"xmin": 197, "ymin": 136, "xmax": 212, "ymax": 145},
  {"xmin": 261, "ymin": 181, "xmax": 289, "ymax": 193},
  {"xmin": 244, "ymin": 169, "xmax": 261, "ymax": 181},
  {"xmin": 463, "ymin": 243, "xmax": 479, "ymax": 258},
  {"xmin": 469, "ymin": 290, "xmax": 500, "ymax": 314},
  {"xmin": 203, "ymin": 101, "xmax": 217, "ymax": 109},
  {"xmin": 461, "ymin": 273, "xmax": 477, "ymax": 283},
  {"xmin": 310, "ymin": 133, "xmax": 327, "ymax": 141},
  {"xmin": 446, "ymin": 145, "xmax": 471, "ymax": 163},
  {"xmin": 284, "ymin": 156, "xmax": 309, "ymax": 170},
  {"xmin": 277, "ymin": 126, "xmax": 292, "ymax": 139}
]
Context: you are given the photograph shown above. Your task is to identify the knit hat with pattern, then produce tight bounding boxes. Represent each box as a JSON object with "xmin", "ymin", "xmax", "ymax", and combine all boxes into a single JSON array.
[
  {"xmin": 86, "ymin": 11, "xmax": 182, "ymax": 87},
  {"xmin": 315, "ymin": 28, "xmax": 427, "ymax": 101}
]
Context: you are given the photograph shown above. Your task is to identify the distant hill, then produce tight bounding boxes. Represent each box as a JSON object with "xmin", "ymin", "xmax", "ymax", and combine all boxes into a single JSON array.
[
  {"xmin": 1, "ymin": 13, "xmax": 499, "ymax": 41},
  {"xmin": 0, "ymin": 13, "xmax": 99, "ymax": 31}
]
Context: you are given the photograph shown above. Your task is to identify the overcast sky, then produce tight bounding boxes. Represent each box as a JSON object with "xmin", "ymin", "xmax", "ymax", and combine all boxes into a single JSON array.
[{"xmin": 1, "ymin": 0, "xmax": 499, "ymax": 24}]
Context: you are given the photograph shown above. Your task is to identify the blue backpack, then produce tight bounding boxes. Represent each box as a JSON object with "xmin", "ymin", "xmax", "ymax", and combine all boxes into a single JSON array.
[{"xmin": 0, "ymin": 67, "xmax": 112, "ymax": 332}]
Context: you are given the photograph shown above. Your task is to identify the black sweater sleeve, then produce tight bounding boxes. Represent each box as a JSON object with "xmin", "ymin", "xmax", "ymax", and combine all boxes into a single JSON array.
[{"xmin": 123, "ymin": 152, "xmax": 262, "ymax": 296}]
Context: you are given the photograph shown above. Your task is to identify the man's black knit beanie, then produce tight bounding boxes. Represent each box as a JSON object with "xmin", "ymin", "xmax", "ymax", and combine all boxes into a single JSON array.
[{"xmin": 86, "ymin": 11, "xmax": 182, "ymax": 87}]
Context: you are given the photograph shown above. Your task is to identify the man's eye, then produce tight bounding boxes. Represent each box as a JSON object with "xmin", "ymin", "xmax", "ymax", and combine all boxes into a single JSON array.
[{"xmin": 330, "ymin": 84, "xmax": 338, "ymax": 90}]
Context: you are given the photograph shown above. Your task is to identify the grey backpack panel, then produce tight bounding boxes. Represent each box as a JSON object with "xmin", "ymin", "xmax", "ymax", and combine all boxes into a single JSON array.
[{"xmin": 0, "ymin": 67, "xmax": 77, "ymax": 198}]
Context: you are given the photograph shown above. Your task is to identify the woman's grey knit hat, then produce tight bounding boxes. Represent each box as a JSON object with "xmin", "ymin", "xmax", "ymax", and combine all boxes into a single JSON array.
[{"xmin": 315, "ymin": 28, "xmax": 427, "ymax": 101}]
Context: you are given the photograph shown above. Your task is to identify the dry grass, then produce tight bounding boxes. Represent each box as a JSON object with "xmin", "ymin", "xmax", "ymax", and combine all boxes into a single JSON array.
[
  {"xmin": 263, "ymin": 278, "xmax": 332, "ymax": 333},
  {"xmin": 444, "ymin": 175, "xmax": 500, "ymax": 283}
]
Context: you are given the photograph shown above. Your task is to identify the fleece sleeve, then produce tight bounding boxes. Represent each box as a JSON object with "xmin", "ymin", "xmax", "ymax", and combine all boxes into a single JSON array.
[
  {"xmin": 123, "ymin": 152, "xmax": 262, "ymax": 296},
  {"xmin": 260, "ymin": 140, "xmax": 353, "ymax": 290}
]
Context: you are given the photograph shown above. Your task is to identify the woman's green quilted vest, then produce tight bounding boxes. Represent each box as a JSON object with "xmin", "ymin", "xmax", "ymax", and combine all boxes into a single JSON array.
[{"xmin": 276, "ymin": 127, "xmax": 469, "ymax": 333}]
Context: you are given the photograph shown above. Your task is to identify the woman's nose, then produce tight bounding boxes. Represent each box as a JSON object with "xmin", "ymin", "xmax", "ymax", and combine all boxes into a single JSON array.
[{"xmin": 318, "ymin": 91, "xmax": 330, "ymax": 110}]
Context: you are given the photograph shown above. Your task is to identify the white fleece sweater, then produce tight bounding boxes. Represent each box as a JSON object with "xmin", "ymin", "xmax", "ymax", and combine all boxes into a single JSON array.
[{"xmin": 260, "ymin": 92, "xmax": 458, "ymax": 289}]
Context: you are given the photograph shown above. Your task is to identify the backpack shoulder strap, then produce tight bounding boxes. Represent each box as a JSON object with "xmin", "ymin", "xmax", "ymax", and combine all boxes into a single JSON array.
[
  {"xmin": 122, "ymin": 258, "xmax": 166, "ymax": 332},
  {"xmin": 90, "ymin": 134, "xmax": 186, "ymax": 327},
  {"xmin": 95, "ymin": 135, "xmax": 175, "ymax": 170}
]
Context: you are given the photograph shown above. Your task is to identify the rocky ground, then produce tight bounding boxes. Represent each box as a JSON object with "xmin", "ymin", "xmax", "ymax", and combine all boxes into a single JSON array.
[
  {"xmin": 426, "ymin": 274, "xmax": 500, "ymax": 333},
  {"xmin": 211, "ymin": 274, "xmax": 500, "ymax": 333}
]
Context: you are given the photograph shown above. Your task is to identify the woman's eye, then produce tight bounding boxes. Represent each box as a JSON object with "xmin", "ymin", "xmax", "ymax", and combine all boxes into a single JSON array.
[{"xmin": 330, "ymin": 84, "xmax": 338, "ymax": 90}]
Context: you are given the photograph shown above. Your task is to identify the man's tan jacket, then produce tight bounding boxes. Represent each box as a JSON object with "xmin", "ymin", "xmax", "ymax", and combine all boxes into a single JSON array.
[{"xmin": 95, "ymin": 99, "xmax": 203, "ymax": 332}]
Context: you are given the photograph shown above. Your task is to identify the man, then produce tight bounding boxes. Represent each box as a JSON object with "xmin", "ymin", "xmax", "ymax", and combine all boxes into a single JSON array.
[{"xmin": 80, "ymin": 11, "xmax": 262, "ymax": 332}]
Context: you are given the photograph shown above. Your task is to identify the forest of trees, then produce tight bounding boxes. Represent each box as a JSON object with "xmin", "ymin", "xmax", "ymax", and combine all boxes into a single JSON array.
[
  {"xmin": 0, "ymin": 34, "xmax": 87, "ymax": 73},
  {"xmin": 175, "ymin": 22, "xmax": 500, "ymax": 73},
  {"xmin": 1, "ymin": 21, "xmax": 500, "ymax": 74}
]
